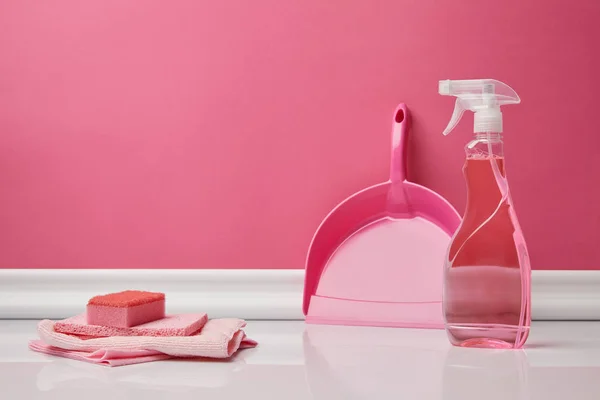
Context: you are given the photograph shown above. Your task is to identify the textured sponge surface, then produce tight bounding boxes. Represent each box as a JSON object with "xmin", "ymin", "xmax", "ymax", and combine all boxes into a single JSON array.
[
  {"xmin": 56, "ymin": 313, "xmax": 208, "ymax": 337},
  {"xmin": 86, "ymin": 290, "xmax": 165, "ymax": 328},
  {"xmin": 88, "ymin": 290, "xmax": 165, "ymax": 307}
]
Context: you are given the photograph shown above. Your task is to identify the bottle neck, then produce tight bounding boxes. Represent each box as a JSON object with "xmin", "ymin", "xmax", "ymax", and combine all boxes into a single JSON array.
[
  {"xmin": 466, "ymin": 132, "xmax": 504, "ymax": 159},
  {"xmin": 474, "ymin": 132, "xmax": 502, "ymax": 141},
  {"xmin": 464, "ymin": 131, "xmax": 507, "ymax": 205}
]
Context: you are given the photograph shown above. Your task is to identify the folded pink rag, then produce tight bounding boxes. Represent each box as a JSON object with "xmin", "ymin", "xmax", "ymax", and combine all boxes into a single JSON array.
[
  {"xmin": 29, "ymin": 341, "xmax": 171, "ymax": 367},
  {"xmin": 29, "ymin": 318, "xmax": 257, "ymax": 367}
]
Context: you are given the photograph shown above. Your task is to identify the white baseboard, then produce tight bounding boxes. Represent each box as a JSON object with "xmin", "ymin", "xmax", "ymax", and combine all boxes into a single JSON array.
[
  {"xmin": 0, "ymin": 269, "xmax": 304, "ymax": 320},
  {"xmin": 0, "ymin": 269, "xmax": 598, "ymax": 320},
  {"xmin": 531, "ymin": 271, "xmax": 600, "ymax": 320}
]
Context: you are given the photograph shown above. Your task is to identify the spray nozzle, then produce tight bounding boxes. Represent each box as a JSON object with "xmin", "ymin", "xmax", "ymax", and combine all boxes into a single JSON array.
[{"xmin": 438, "ymin": 79, "xmax": 520, "ymax": 135}]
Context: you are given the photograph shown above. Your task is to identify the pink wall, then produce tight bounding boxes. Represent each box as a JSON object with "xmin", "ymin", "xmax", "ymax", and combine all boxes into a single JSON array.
[{"xmin": 0, "ymin": 1, "xmax": 598, "ymax": 269}]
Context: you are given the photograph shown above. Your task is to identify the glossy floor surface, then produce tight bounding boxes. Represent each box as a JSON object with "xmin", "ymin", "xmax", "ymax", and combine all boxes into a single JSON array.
[{"xmin": 2, "ymin": 320, "xmax": 599, "ymax": 399}]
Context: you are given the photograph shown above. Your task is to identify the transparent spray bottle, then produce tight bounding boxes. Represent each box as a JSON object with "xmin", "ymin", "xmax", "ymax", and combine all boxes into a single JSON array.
[{"xmin": 438, "ymin": 79, "xmax": 531, "ymax": 349}]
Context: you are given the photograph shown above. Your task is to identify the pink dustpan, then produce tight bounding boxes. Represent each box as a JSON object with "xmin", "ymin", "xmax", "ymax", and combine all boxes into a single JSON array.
[{"xmin": 303, "ymin": 104, "xmax": 461, "ymax": 328}]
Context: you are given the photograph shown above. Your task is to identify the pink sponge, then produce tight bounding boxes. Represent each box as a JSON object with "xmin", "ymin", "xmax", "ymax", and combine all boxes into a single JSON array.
[
  {"xmin": 86, "ymin": 290, "xmax": 165, "ymax": 328},
  {"xmin": 55, "ymin": 313, "xmax": 208, "ymax": 337}
]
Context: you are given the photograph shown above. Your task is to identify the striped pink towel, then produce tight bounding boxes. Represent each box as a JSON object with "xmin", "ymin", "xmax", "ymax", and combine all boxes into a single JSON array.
[{"xmin": 29, "ymin": 318, "xmax": 257, "ymax": 367}]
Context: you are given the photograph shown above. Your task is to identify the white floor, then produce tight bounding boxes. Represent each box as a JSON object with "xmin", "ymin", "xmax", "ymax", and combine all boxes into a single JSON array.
[{"xmin": 1, "ymin": 320, "xmax": 600, "ymax": 399}]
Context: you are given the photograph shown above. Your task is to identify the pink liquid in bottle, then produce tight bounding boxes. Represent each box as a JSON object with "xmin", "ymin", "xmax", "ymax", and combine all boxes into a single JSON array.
[{"xmin": 443, "ymin": 155, "xmax": 531, "ymax": 349}]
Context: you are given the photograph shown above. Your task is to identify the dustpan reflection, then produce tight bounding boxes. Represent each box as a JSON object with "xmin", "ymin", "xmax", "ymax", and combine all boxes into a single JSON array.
[{"xmin": 303, "ymin": 324, "xmax": 448, "ymax": 399}]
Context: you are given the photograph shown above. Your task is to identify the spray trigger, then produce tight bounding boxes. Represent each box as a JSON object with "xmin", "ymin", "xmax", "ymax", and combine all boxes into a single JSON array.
[
  {"xmin": 438, "ymin": 79, "xmax": 520, "ymax": 135},
  {"xmin": 443, "ymin": 98, "xmax": 468, "ymax": 136}
]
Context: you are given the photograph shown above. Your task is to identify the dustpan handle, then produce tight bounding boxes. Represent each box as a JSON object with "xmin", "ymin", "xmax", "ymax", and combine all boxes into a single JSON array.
[{"xmin": 390, "ymin": 103, "xmax": 409, "ymax": 183}]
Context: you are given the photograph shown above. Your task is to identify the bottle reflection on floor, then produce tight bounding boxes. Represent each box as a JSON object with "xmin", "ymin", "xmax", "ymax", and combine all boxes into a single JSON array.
[{"xmin": 442, "ymin": 346, "xmax": 529, "ymax": 400}]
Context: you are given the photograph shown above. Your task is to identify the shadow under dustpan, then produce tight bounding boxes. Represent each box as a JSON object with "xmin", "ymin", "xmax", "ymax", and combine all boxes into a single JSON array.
[{"xmin": 303, "ymin": 104, "xmax": 461, "ymax": 328}]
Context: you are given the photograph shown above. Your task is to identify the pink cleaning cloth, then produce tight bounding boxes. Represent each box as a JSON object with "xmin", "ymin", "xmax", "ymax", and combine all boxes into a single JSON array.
[
  {"xmin": 29, "ymin": 318, "xmax": 257, "ymax": 367},
  {"xmin": 28, "ymin": 341, "xmax": 171, "ymax": 367},
  {"xmin": 55, "ymin": 313, "xmax": 208, "ymax": 337}
]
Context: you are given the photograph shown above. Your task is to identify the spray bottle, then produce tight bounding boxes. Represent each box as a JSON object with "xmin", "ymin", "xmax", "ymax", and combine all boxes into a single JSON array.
[{"xmin": 438, "ymin": 79, "xmax": 530, "ymax": 349}]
